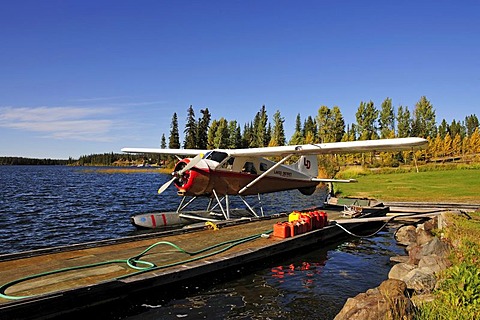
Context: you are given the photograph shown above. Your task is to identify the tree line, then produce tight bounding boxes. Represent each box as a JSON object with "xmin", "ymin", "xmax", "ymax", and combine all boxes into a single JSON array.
[{"xmin": 164, "ymin": 97, "xmax": 479, "ymax": 167}]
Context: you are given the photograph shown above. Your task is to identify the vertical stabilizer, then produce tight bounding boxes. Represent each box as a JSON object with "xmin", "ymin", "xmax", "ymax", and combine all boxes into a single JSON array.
[{"xmin": 289, "ymin": 155, "xmax": 318, "ymax": 178}]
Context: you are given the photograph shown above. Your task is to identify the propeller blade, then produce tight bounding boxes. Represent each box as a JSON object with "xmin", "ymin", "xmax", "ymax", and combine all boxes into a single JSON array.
[
  {"xmin": 157, "ymin": 153, "xmax": 203, "ymax": 195},
  {"xmin": 158, "ymin": 176, "xmax": 176, "ymax": 194},
  {"xmin": 178, "ymin": 153, "xmax": 204, "ymax": 174}
]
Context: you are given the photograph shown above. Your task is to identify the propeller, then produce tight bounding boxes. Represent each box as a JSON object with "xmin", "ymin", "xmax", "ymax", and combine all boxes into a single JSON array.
[{"xmin": 157, "ymin": 153, "xmax": 204, "ymax": 194}]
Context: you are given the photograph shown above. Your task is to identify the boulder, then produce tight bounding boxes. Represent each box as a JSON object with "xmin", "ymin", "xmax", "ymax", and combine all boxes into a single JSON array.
[
  {"xmin": 403, "ymin": 267, "xmax": 436, "ymax": 293},
  {"xmin": 389, "ymin": 263, "xmax": 416, "ymax": 280},
  {"xmin": 407, "ymin": 245, "xmax": 423, "ymax": 265},
  {"xmin": 334, "ymin": 279, "xmax": 413, "ymax": 320},
  {"xmin": 416, "ymin": 227, "xmax": 434, "ymax": 246},
  {"xmin": 420, "ymin": 237, "xmax": 451, "ymax": 258},
  {"xmin": 395, "ymin": 225, "xmax": 417, "ymax": 246},
  {"xmin": 422, "ymin": 217, "xmax": 438, "ymax": 232},
  {"xmin": 418, "ymin": 254, "xmax": 451, "ymax": 274},
  {"xmin": 390, "ymin": 255, "xmax": 409, "ymax": 264}
]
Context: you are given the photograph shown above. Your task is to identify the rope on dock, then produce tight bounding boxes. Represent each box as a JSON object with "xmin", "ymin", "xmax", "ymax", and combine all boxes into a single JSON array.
[{"xmin": 0, "ymin": 230, "xmax": 272, "ymax": 301}]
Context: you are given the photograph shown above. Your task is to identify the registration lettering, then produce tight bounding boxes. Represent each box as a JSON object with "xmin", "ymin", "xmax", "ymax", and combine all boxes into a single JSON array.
[{"xmin": 274, "ymin": 170, "xmax": 292, "ymax": 177}]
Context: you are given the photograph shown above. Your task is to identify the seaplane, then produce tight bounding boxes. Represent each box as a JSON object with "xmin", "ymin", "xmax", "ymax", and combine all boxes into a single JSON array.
[{"xmin": 122, "ymin": 137, "xmax": 427, "ymax": 229}]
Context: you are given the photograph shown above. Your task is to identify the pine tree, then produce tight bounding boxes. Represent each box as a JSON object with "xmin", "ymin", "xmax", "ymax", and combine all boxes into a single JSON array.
[
  {"xmin": 438, "ymin": 119, "xmax": 449, "ymax": 139},
  {"xmin": 396, "ymin": 106, "xmax": 411, "ymax": 138},
  {"xmin": 183, "ymin": 105, "xmax": 197, "ymax": 149},
  {"xmin": 269, "ymin": 110, "xmax": 286, "ymax": 146},
  {"xmin": 197, "ymin": 108, "xmax": 211, "ymax": 149},
  {"xmin": 303, "ymin": 116, "xmax": 317, "ymax": 142},
  {"xmin": 227, "ymin": 120, "xmax": 242, "ymax": 148},
  {"xmin": 412, "ymin": 96, "xmax": 436, "ymax": 138},
  {"xmin": 355, "ymin": 100, "xmax": 378, "ymax": 140},
  {"xmin": 331, "ymin": 106, "xmax": 345, "ymax": 142},
  {"xmin": 379, "ymin": 97, "xmax": 395, "ymax": 139},
  {"xmin": 465, "ymin": 114, "xmax": 479, "ymax": 136},
  {"xmin": 214, "ymin": 118, "xmax": 229, "ymax": 149},
  {"xmin": 316, "ymin": 105, "xmax": 331, "ymax": 143},
  {"xmin": 251, "ymin": 105, "xmax": 268, "ymax": 147},
  {"xmin": 289, "ymin": 114, "xmax": 304, "ymax": 145},
  {"xmin": 168, "ymin": 112, "xmax": 180, "ymax": 149},
  {"xmin": 207, "ymin": 119, "xmax": 219, "ymax": 149}
]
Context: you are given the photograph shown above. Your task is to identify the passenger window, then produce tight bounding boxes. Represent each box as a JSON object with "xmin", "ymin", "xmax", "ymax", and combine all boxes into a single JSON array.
[
  {"xmin": 260, "ymin": 163, "xmax": 268, "ymax": 171},
  {"xmin": 242, "ymin": 162, "xmax": 257, "ymax": 174}
]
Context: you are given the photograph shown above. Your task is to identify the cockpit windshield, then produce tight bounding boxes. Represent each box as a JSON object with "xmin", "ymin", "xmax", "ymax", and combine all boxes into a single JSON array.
[{"xmin": 204, "ymin": 151, "xmax": 228, "ymax": 163}]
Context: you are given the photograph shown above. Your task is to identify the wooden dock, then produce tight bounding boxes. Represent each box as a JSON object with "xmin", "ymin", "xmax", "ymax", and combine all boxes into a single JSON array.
[{"xmin": 0, "ymin": 205, "xmax": 389, "ymax": 319}]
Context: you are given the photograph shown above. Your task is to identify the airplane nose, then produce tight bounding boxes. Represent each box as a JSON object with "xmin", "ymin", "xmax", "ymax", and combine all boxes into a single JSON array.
[{"xmin": 172, "ymin": 158, "xmax": 210, "ymax": 196}]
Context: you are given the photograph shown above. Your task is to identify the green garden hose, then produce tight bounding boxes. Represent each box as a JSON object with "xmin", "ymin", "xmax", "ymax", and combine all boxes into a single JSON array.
[{"xmin": 0, "ymin": 230, "xmax": 272, "ymax": 300}]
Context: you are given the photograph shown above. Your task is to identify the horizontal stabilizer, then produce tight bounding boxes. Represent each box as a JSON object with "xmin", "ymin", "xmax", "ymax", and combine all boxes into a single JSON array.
[{"xmin": 311, "ymin": 178, "xmax": 358, "ymax": 183}]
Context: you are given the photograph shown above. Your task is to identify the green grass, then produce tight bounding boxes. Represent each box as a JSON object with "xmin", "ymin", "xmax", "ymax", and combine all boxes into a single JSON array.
[
  {"xmin": 414, "ymin": 212, "xmax": 480, "ymax": 320},
  {"xmin": 335, "ymin": 167, "xmax": 480, "ymax": 203}
]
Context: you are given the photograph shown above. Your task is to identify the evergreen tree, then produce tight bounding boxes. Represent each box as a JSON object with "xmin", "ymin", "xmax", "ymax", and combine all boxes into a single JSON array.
[
  {"xmin": 449, "ymin": 119, "xmax": 465, "ymax": 139},
  {"xmin": 269, "ymin": 110, "xmax": 286, "ymax": 146},
  {"xmin": 438, "ymin": 119, "xmax": 449, "ymax": 139},
  {"xmin": 465, "ymin": 114, "xmax": 479, "ymax": 136},
  {"xmin": 168, "ymin": 112, "xmax": 180, "ymax": 149},
  {"xmin": 214, "ymin": 118, "xmax": 229, "ymax": 149},
  {"xmin": 355, "ymin": 100, "xmax": 378, "ymax": 140},
  {"xmin": 197, "ymin": 108, "xmax": 211, "ymax": 149},
  {"xmin": 183, "ymin": 105, "xmax": 197, "ymax": 149},
  {"xmin": 251, "ymin": 105, "xmax": 268, "ymax": 147},
  {"xmin": 316, "ymin": 105, "xmax": 331, "ymax": 143},
  {"xmin": 161, "ymin": 134, "xmax": 166, "ymax": 149},
  {"xmin": 331, "ymin": 106, "xmax": 345, "ymax": 142},
  {"xmin": 289, "ymin": 114, "xmax": 304, "ymax": 145},
  {"xmin": 242, "ymin": 123, "xmax": 253, "ymax": 148},
  {"xmin": 412, "ymin": 96, "xmax": 436, "ymax": 138},
  {"xmin": 227, "ymin": 120, "xmax": 242, "ymax": 148},
  {"xmin": 396, "ymin": 106, "xmax": 411, "ymax": 138},
  {"xmin": 303, "ymin": 116, "xmax": 317, "ymax": 141},
  {"xmin": 207, "ymin": 119, "xmax": 219, "ymax": 149},
  {"xmin": 379, "ymin": 97, "xmax": 395, "ymax": 138}
]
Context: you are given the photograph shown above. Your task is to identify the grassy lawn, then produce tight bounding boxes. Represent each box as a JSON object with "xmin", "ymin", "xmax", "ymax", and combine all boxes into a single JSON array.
[{"xmin": 335, "ymin": 167, "xmax": 480, "ymax": 203}]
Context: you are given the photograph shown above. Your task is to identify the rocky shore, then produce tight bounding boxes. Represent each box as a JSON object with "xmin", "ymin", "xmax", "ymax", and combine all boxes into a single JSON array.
[{"xmin": 334, "ymin": 213, "xmax": 452, "ymax": 320}]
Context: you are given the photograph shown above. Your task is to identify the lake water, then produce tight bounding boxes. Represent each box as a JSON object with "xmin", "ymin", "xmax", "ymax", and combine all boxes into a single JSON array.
[{"xmin": 0, "ymin": 166, "xmax": 404, "ymax": 319}]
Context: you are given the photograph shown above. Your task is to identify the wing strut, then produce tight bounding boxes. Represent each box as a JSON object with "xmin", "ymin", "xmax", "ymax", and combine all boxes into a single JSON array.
[{"xmin": 238, "ymin": 154, "xmax": 294, "ymax": 195}]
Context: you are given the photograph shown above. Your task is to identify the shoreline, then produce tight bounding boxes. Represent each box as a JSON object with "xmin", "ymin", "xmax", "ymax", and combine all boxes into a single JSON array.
[{"xmin": 334, "ymin": 209, "xmax": 479, "ymax": 319}]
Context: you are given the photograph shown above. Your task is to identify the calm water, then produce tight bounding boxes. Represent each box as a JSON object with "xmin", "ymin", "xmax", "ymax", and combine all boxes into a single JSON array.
[{"xmin": 0, "ymin": 166, "xmax": 404, "ymax": 319}]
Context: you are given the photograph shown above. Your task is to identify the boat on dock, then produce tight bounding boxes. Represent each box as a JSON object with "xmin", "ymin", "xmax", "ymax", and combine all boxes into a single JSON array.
[{"xmin": 0, "ymin": 203, "xmax": 389, "ymax": 319}]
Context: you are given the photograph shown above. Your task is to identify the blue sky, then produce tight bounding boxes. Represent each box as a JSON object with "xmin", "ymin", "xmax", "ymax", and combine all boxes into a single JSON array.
[{"xmin": 1, "ymin": 1, "xmax": 479, "ymax": 159}]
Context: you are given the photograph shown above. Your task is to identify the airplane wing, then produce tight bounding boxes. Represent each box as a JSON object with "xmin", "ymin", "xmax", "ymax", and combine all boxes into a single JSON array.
[
  {"xmin": 121, "ymin": 147, "xmax": 208, "ymax": 156},
  {"xmin": 122, "ymin": 137, "xmax": 427, "ymax": 157},
  {"xmin": 224, "ymin": 137, "xmax": 428, "ymax": 157}
]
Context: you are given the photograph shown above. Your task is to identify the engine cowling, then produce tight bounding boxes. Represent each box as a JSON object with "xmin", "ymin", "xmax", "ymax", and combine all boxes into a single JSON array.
[{"xmin": 172, "ymin": 159, "xmax": 210, "ymax": 196}]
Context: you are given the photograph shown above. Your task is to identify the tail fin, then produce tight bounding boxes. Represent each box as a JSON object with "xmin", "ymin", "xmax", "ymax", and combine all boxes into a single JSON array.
[{"xmin": 289, "ymin": 155, "xmax": 318, "ymax": 178}]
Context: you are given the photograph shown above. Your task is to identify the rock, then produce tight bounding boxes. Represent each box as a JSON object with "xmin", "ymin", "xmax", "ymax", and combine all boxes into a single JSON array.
[
  {"xmin": 390, "ymin": 255, "xmax": 409, "ymax": 264},
  {"xmin": 420, "ymin": 237, "xmax": 451, "ymax": 258},
  {"xmin": 418, "ymin": 254, "xmax": 451, "ymax": 274},
  {"xmin": 403, "ymin": 267, "xmax": 436, "ymax": 293},
  {"xmin": 416, "ymin": 227, "xmax": 434, "ymax": 246},
  {"xmin": 407, "ymin": 245, "xmax": 423, "ymax": 265},
  {"xmin": 334, "ymin": 279, "xmax": 413, "ymax": 320},
  {"xmin": 389, "ymin": 262, "xmax": 416, "ymax": 280},
  {"xmin": 423, "ymin": 217, "xmax": 438, "ymax": 232},
  {"xmin": 395, "ymin": 225, "xmax": 417, "ymax": 246}
]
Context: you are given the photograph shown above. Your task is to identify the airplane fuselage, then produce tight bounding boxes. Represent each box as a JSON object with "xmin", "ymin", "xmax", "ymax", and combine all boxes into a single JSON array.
[{"xmin": 173, "ymin": 157, "xmax": 319, "ymax": 197}]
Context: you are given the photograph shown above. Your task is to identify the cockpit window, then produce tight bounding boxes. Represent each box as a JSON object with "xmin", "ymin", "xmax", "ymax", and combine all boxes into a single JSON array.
[{"xmin": 205, "ymin": 151, "xmax": 228, "ymax": 163}]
